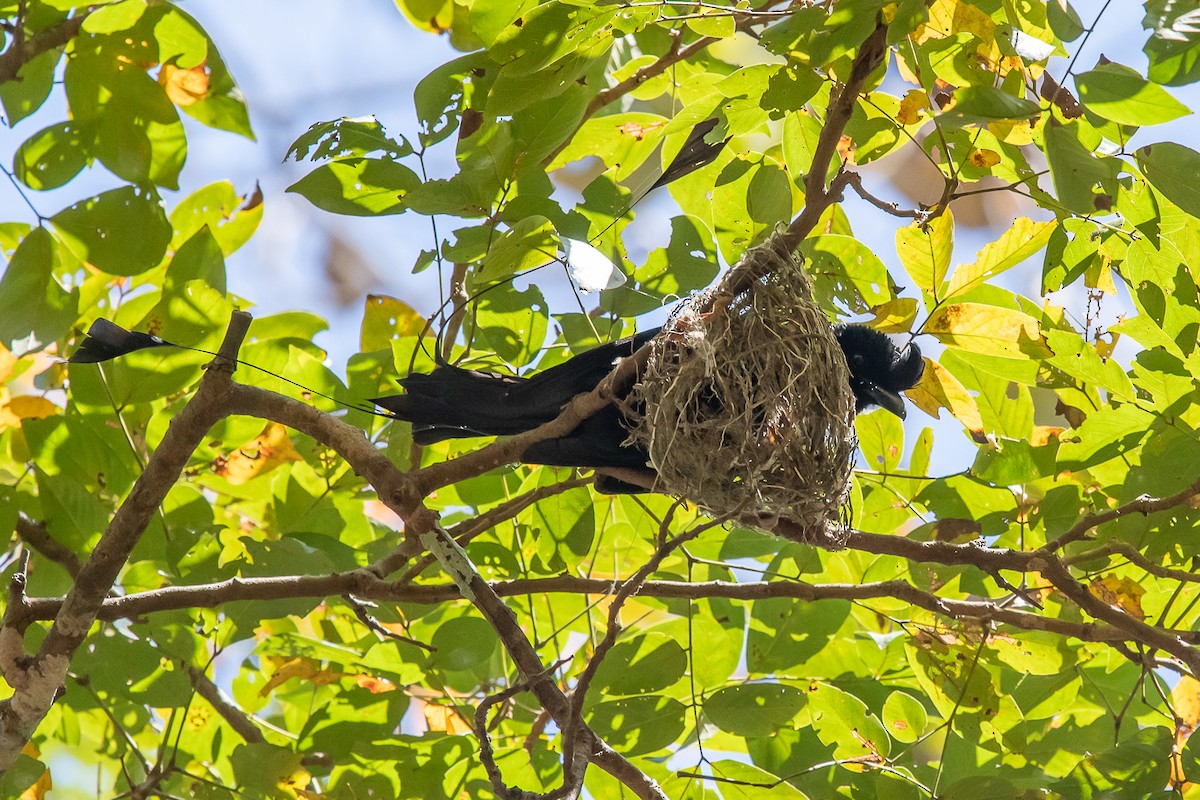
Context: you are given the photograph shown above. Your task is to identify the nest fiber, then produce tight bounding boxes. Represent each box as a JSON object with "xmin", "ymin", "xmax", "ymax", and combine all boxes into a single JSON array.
[{"xmin": 626, "ymin": 232, "xmax": 857, "ymax": 547}]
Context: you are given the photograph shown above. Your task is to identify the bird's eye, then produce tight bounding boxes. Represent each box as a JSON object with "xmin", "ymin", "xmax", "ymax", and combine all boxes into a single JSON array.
[{"xmin": 852, "ymin": 354, "xmax": 865, "ymax": 367}]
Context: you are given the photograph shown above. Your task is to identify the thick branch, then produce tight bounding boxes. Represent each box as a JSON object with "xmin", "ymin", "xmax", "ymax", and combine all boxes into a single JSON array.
[
  {"xmin": 0, "ymin": 311, "xmax": 251, "ymax": 772},
  {"xmin": 22, "ymin": 574, "xmax": 1145, "ymax": 647},
  {"xmin": 1037, "ymin": 559, "xmax": 1200, "ymax": 676},
  {"xmin": 0, "ymin": 13, "xmax": 85, "ymax": 85}
]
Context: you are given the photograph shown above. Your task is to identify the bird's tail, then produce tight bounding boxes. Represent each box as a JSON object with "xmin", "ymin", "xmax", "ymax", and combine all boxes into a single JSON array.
[{"xmin": 371, "ymin": 329, "xmax": 658, "ymax": 446}]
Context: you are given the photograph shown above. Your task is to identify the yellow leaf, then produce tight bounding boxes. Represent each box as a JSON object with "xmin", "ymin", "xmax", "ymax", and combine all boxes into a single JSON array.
[
  {"xmin": 1088, "ymin": 575, "xmax": 1146, "ymax": 621},
  {"xmin": 923, "ymin": 303, "xmax": 1050, "ymax": 358},
  {"xmin": 989, "ymin": 118, "xmax": 1039, "ymax": 145},
  {"xmin": 1030, "ymin": 426, "xmax": 1063, "ymax": 447},
  {"xmin": 423, "ymin": 702, "xmax": 472, "ymax": 734},
  {"xmin": 361, "ymin": 293, "xmax": 427, "ymax": 352},
  {"xmin": 896, "ymin": 90, "xmax": 929, "ymax": 125},
  {"xmin": 896, "ymin": 210, "xmax": 954, "ymax": 299},
  {"xmin": 1174, "ymin": 676, "xmax": 1200, "ymax": 729},
  {"xmin": 919, "ymin": 0, "xmax": 999, "ymax": 68},
  {"xmin": 0, "ymin": 342, "xmax": 15, "ymax": 383},
  {"xmin": 947, "ymin": 219, "xmax": 1057, "ymax": 297},
  {"xmin": 867, "ymin": 298, "xmax": 919, "ymax": 333},
  {"xmin": 158, "ymin": 62, "xmax": 209, "ymax": 106},
  {"xmin": 968, "ymin": 148, "xmax": 1000, "ymax": 167},
  {"xmin": 905, "ymin": 358, "xmax": 986, "ymax": 441},
  {"xmin": 259, "ymin": 657, "xmax": 348, "ymax": 696},
  {"xmin": 19, "ymin": 742, "xmax": 51, "ymax": 800},
  {"xmin": 213, "ymin": 423, "xmax": 303, "ymax": 485},
  {"xmin": 0, "ymin": 395, "xmax": 59, "ymax": 431}
]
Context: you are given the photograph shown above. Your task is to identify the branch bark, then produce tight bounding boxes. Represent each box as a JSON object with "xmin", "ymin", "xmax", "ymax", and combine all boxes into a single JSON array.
[{"xmin": 0, "ymin": 311, "xmax": 251, "ymax": 771}]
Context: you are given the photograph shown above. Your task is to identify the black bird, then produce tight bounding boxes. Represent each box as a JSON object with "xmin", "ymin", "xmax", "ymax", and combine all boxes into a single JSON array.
[{"xmin": 371, "ymin": 324, "xmax": 924, "ymax": 493}]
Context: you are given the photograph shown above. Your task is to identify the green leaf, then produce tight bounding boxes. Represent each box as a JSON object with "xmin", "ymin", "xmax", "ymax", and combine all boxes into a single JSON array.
[
  {"xmin": 586, "ymin": 695, "xmax": 686, "ymax": 756},
  {"xmin": 882, "ymin": 691, "xmax": 927, "ymax": 743},
  {"xmin": 801, "ymin": 234, "xmax": 895, "ymax": 313},
  {"xmin": 65, "ymin": 45, "xmax": 186, "ymax": 188},
  {"xmin": 0, "ymin": 47, "xmax": 60, "ymax": 125},
  {"xmin": 13, "ymin": 120, "xmax": 93, "ymax": 191},
  {"xmin": 286, "ymin": 157, "xmax": 420, "ymax": 216},
  {"xmin": 286, "ymin": 115, "xmax": 412, "ymax": 162},
  {"xmin": 51, "ymin": 186, "xmax": 172, "ymax": 276},
  {"xmin": 1075, "ymin": 63, "xmax": 1190, "ymax": 125},
  {"xmin": 590, "ymin": 634, "xmax": 687, "ymax": 695},
  {"xmin": 1045, "ymin": 120, "xmax": 1120, "ymax": 214},
  {"xmin": 477, "ymin": 284, "xmax": 548, "ymax": 368},
  {"xmin": 169, "ymin": 180, "xmax": 262, "ymax": 256},
  {"xmin": 1135, "ymin": 142, "xmax": 1200, "ymax": 218},
  {"xmin": 173, "ymin": 12, "xmax": 253, "ymax": 139},
  {"xmin": 940, "ymin": 86, "xmax": 1041, "ymax": 125},
  {"xmin": 167, "ymin": 226, "xmax": 226, "ymax": 294},
  {"xmin": 153, "ymin": 7, "xmax": 209, "ymax": 68},
  {"xmin": 808, "ymin": 682, "xmax": 890, "ymax": 760},
  {"xmin": 82, "ymin": 0, "xmax": 146, "ymax": 33},
  {"xmin": 0, "ymin": 227, "xmax": 78, "ymax": 354},
  {"xmin": 480, "ymin": 215, "xmax": 558, "ymax": 281},
  {"xmin": 704, "ymin": 683, "xmax": 807, "ymax": 737},
  {"xmin": 428, "ymin": 616, "xmax": 498, "ymax": 672}
]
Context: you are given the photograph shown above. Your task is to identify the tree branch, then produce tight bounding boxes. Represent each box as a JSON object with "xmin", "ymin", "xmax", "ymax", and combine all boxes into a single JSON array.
[
  {"xmin": 186, "ymin": 665, "xmax": 265, "ymax": 745},
  {"xmin": 0, "ymin": 311, "xmax": 252, "ymax": 772},
  {"xmin": 21, "ymin": 573, "xmax": 1148, "ymax": 647},
  {"xmin": 15, "ymin": 514, "xmax": 81, "ymax": 578},
  {"xmin": 1041, "ymin": 477, "xmax": 1200, "ymax": 554},
  {"xmin": 0, "ymin": 13, "xmax": 85, "ymax": 85}
]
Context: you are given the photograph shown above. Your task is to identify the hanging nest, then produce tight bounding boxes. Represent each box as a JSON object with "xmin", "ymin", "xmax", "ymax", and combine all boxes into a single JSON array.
[{"xmin": 625, "ymin": 231, "xmax": 857, "ymax": 548}]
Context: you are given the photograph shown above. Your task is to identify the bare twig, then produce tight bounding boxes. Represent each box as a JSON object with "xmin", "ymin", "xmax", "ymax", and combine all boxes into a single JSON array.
[
  {"xmin": 15, "ymin": 514, "xmax": 81, "ymax": 577},
  {"xmin": 185, "ymin": 665, "xmax": 265, "ymax": 745},
  {"xmin": 1041, "ymin": 478, "xmax": 1200, "ymax": 554}
]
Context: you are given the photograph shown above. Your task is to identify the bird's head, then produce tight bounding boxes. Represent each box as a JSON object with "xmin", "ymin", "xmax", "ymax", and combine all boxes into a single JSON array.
[{"xmin": 834, "ymin": 323, "xmax": 924, "ymax": 419}]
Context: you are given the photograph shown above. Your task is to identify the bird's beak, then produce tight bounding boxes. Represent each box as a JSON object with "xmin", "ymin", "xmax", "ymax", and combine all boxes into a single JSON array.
[{"xmin": 862, "ymin": 382, "xmax": 907, "ymax": 419}]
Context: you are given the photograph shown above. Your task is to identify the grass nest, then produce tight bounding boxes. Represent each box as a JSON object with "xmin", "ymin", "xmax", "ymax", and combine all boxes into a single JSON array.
[{"xmin": 625, "ymin": 231, "xmax": 857, "ymax": 548}]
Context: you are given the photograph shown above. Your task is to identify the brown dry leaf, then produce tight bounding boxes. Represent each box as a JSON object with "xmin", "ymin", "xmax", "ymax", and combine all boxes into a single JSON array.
[
  {"xmin": 159, "ymin": 62, "xmax": 209, "ymax": 106},
  {"xmin": 355, "ymin": 674, "xmax": 398, "ymax": 694},
  {"xmin": 1088, "ymin": 575, "xmax": 1146, "ymax": 621},
  {"xmin": 213, "ymin": 422, "xmax": 303, "ymax": 485},
  {"xmin": 259, "ymin": 657, "xmax": 345, "ymax": 696},
  {"xmin": 932, "ymin": 518, "xmax": 982, "ymax": 541},
  {"xmin": 836, "ymin": 134, "xmax": 854, "ymax": 161},
  {"xmin": 617, "ymin": 120, "xmax": 665, "ymax": 140}
]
